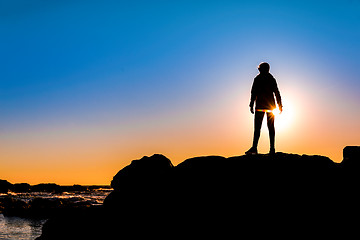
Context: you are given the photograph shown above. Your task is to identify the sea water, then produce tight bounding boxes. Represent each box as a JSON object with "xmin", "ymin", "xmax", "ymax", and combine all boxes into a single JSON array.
[
  {"xmin": 0, "ymin": 214, "xmax": 45, "ymax": 240},
  {"xmin": 0, "ymin": 189, "xmax": 111, "ymax": 240}
]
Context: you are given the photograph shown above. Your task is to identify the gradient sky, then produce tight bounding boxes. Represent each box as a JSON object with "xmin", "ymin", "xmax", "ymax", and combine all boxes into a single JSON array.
[{"xmin": 1, "ymin": 0, "xmax": 360, "ymax": 185}]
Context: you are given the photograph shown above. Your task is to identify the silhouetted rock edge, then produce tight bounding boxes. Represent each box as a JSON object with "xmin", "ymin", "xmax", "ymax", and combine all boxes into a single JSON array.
[{"xmin": 36, "ymin": 147, "xmax": 360, "ymax": 239}]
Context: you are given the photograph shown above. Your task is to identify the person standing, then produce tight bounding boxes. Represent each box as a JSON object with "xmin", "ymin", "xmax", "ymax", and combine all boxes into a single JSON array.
[{"xmin": 246, "ymin": 62, "xmax": 283, "ymax": 155}]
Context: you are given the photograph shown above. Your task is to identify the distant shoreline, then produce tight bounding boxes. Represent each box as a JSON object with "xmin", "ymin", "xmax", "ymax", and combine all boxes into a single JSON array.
[{"xmin": 0, "ymin": 180, "xmax": 111, "ymax": 194}]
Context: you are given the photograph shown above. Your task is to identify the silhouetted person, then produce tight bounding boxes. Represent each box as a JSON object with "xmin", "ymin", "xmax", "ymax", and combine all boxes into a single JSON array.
[{"xmin": 246, "ymin": 62, "xmax": 282, "ymax": 155}]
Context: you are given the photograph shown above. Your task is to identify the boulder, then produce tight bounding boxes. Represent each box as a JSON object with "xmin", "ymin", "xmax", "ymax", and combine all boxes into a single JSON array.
[
  {"xmin": 1, "ymin": 197, "xmax": 30, "ymax": 217},
  {"xmin": 104, "ymin": 154, "xmax": 174, "ymax": 210},
  {"xmin": 0, "ymin": 179, "xmax": 12, "ymax": 193},
  {"xmin": 13, "ymin": 183, "xmax": 31, "ymax": 192},
  {"xmin": 340, "ymin": 146, "xmax": 360, "ymax": 195},
  {"xmin": 110, "ymin": 154, "xmax": 174, "ymax": 190},
  {"xmin": 343, "ymin": 146, "xmax": 360, "ymax": 162},
  {"xmin": 30, "ymin": 197, "xmax": 63, "ymax": 210},
  {"xmin": 31, "ymin": 183, "xmax": 62, "ymax": 193}
]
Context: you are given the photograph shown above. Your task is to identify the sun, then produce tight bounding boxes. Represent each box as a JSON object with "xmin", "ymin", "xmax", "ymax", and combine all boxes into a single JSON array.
[
  {"xmin": 272, "ymin": 107, "xmax": 282, "ymax": 116},
  {"xmin": 273, "ymin": 101, "xmax": 295, "ymax": 132}
]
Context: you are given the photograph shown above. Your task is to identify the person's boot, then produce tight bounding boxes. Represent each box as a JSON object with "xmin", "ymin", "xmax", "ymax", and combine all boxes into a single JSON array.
[{"xmin": 245, "ymin": 147, "xmax": 258, "ymax": 155}]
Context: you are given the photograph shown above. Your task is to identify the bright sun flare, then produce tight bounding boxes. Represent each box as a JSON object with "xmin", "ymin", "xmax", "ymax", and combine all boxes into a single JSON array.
[{"xmin": 273, "ymin": 101, "xmax": 295, "ymax": 132}]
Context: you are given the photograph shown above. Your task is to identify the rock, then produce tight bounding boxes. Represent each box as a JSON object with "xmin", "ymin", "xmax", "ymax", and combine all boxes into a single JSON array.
[
  {"xmin": 28, "ymin": 198, "xmax": 64, "ymax": 218},
  {"xmin": 343, "ymin": 146, "xmax": 360, "ymax": 162},
  {"xmin": 60, "ymin": 184, "xmax": 88, "ymax": 192},
  {"xmin": 31, "ymin": 183, "xmax": 62, "ymax": 193},
  {"xmin": 36, "ymin": 206, "xmax": 106, "ymax": 240},
  {"xmin": 110, "ymin": 154, "xmax": 174, "ymax": 190},
  {"xmin": 341, "ymin": 146, "xmax": 360, "ymax": 173},
  {"xmin": 13, "ymin": 183, "xmax": 31, "ymax": 192},
  {"xmin": 0, "ymin": 179, "xmax": 13, "ymax": 193},
  {"xmin": 340, "ymin": 146, "xmax": 360, "ymax": 195},
  {"xmin": 1, "ymin": 197, "xmax": 30, "ymax": 217},
  {"xmin": 38, "ymin": 149, "xmax": 360, "ymax": 239},
  {"xmin": 104, "ymin": 154, "xmax": 174, "ymax": 210}
]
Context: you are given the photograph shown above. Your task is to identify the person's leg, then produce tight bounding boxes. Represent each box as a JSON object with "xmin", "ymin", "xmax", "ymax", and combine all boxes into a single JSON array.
[
  {"xmin": 266, "ymin": 112, "xmax": 275, "ymax": 152},
  {"xmin": 253, "ymin": 111, "xmax": 265, "ymax": 148}
]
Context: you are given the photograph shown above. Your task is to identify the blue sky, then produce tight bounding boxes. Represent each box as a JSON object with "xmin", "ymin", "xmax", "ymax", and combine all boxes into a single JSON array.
[
  {"xmin": 2, "ymin": 0, "xmax": 359, "ymax": 127},
  {"xmin": 1, "ymin": 0, "xmax": 360, "ymax": 183}
]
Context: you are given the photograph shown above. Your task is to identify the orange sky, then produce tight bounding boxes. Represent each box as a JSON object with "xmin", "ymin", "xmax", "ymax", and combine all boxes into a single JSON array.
[{"xmin": 1, "ymin": 75, "xmax": 359, "ymax": 185}]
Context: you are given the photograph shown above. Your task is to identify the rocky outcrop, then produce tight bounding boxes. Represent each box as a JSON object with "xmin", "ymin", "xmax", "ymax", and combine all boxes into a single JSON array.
[
  {"xmin": 342, "ymin": 146, "xmax": 360, "ymax": 167},
  {"xmin": 13, "ymin": 183, "xmax": 31, "ymax": 192},
  {"xmin": 37, "ymin": 147, "xmax": 360, "ymax": 239},
  {"xmin": 104, "ymin": 154, "xmax": 174, "ymax": 210},
  {"xmin": 0, "ymin": 181, "xmax": 62, "ymax": 193},
  {"xmin": 110, "ymin": 153, "xmax": 174, "ymax": 190},
  {"xmin": 0, "ymin": 180, "xmax": 12, "ymax": 193},
  {"xmin": 0, "ymin": 197, "xmax": 30, "ymax": 217}
]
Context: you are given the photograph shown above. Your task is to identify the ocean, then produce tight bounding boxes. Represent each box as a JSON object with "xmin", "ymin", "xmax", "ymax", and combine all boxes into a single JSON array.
[
  {"xmin": 0, "ymin": 214, "xmax": 45, "ymax": 240},
  {"xmin": 0, "ymin": 188, "xmax": 111, "ymax": 240}
]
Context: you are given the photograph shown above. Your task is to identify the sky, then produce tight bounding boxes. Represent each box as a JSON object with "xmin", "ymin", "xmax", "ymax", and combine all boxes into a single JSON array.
[{"xmin": 1, "ymin": 0, "xmax": 360, "ymax": 185}]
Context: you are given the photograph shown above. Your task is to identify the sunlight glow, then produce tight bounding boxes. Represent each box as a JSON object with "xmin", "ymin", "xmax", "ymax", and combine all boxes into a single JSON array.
[
  {"xmin": 273, "ymin": 101, "xmax": 295, "ymax": 132},
  {"xmin": 255, "ymin": 99, "xmax": 296, "ymax": 133}
]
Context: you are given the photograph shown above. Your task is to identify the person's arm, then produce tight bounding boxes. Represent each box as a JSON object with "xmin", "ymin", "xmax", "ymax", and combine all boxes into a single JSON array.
[{"xmin": 273, "ymin": 79, "xmax": 282, "ymax": 112}]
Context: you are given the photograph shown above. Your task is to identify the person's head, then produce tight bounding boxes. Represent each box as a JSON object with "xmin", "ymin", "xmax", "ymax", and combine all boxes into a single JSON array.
[{"xmin": 258, "ymin": 62, "xmax": 270, "ymax": 73}]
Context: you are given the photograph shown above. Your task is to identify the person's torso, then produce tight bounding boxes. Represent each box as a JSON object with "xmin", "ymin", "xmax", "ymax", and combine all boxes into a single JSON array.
[{"xmin": 254, "ymin": 74, "xmax": 276, "ymax": 110}]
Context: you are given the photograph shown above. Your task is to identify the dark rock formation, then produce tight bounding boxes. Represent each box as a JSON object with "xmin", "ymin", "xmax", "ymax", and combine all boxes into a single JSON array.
[
  {"xmin": 0, "ymin": 179, "xmax": 12, "ymax": 193},
  {"xmin": 342, "ymin": 146, "xmax": 360, "ymax": 168},
  {"xmin": 31, "ymin": 183, "xmax": 62, "ymax": 193},
  {"xmin": 110, "ymin": 153, "xmax": 174, "ymax": 190},
  {"xmin": 104, "ymin": 154, "xmax": 174, "ymax": 210},
  {"xmin": 343, "ymin": 146, "xmax": 360, "ymax": 160},
  {"xmin": 13, "ymin": 183, "xmax": 31, "ymax": 192},
  {"xmin": 0, "ymin": 197, "xmax": 30, "ymax": 217},
  {"xmin": 37, "ymin": 147, "xmax": 360, "ymax": 239}
]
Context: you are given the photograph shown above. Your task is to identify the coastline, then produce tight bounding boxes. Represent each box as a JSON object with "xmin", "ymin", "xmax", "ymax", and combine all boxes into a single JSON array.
[{"xmin": 0, "ymin": 186, "xmax": 111, "ymax": 239}]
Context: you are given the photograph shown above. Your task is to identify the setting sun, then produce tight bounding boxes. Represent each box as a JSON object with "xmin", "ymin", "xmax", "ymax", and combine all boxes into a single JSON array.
[{"xmin": 273, "ymin": 101, "xmax": 295, "ymax": 132}]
